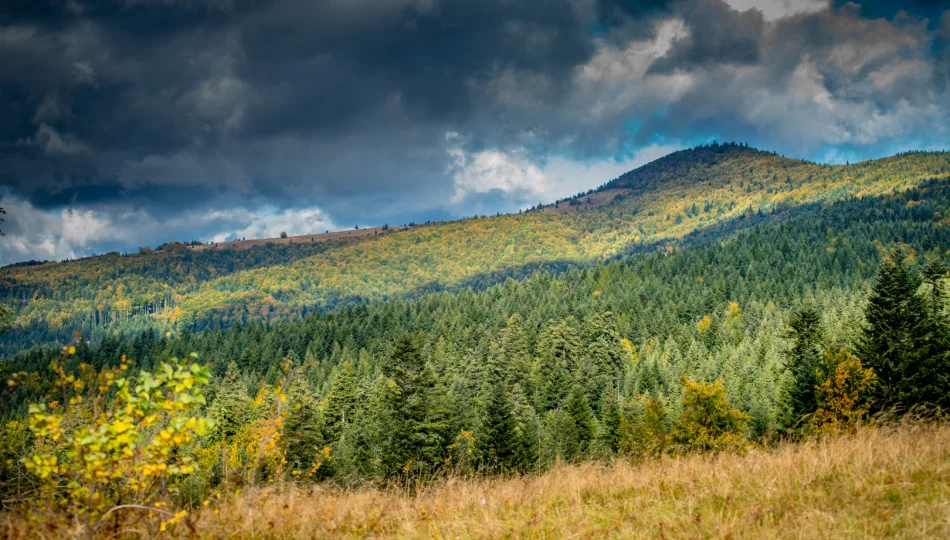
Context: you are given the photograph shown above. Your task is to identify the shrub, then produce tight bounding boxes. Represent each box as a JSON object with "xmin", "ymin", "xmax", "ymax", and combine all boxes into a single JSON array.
[{"xmin": 23, "ymin": 346, "xmax": 213, "ymax": 535}]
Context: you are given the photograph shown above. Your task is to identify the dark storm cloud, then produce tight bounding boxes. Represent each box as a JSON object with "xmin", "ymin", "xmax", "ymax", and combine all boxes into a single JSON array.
[
  {"xmin": 594, "ymin": 0, "xmax": 675, "ymax": 29},
  {"xmin": 647, "ymin": 0, "xmax": 763, "ymax": 74},
  {"xmin": 0, "ymin": 0, "xmax": 948, "ymax": 265},
  {"xmin": 0, "ymin": 0, "xmax": 602, "ymax": 209},
  {"xmin": 236, "ymin": 0, "xmax": 594, "ymax": 137}
]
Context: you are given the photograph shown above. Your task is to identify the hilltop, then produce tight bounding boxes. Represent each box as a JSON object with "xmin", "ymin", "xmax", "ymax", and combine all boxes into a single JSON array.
[{"xmin": 2, "ymin": 143, "xmax": 949, "ymax": 353}]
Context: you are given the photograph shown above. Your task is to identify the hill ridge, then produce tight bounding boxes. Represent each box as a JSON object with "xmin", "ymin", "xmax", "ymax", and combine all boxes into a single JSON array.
[{"xmin": 3, "ymin": 145, "xmax": 950, "ymax": 353}]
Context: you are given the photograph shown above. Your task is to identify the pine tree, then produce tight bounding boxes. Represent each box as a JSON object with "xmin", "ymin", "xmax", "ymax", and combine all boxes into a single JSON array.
[
  {"xmin": 282, "ymin": 397, "xmax": 326, "ymax": 474},
  {"xmin": 500, "ymin": 315, "xmax": 533, "ymax": 393},
  {"xmin": 322, "ymin": 360, "xmax": 359, "ymax": 444},
  {"xmin": 784, "ymin": 306, "xmax": 823, "ymax": 425},
  {"xmin": 478, "ymin": 381, "xmax": 521, "ymax": 472},
  {"xmin": 207, "ymin": 361, "xmax": 249, "ymax": 443},
  {"xmin": 565, "ymin": 385, "xmax": 596, "ymax": 460},
  {"xmin": 583, "ymin": 312, "xmax": 624, "ymax": 380},
  {"xmin": 536, "ymin": 318, "xmax": 580, "ymax": 411},
  {"xmin": 538, "ymin": 355, "xmax": 572, "ymax": 412},
  {"xmin": 858, "ymin": 250, "xmax": 947, "ymax": 409},
  {"xmin": 538, "ymin": 318, "xmax": 581, "ymax": 374},
  {"xmin": 921, "ymin": 258, "xmax": 950, "ymax": 407},
  {"xmin": 598, "ymin": 386, "xmax": 622, "ymax": 454},
  {"xmin": 509, "ymin": 383, "xmax": 540, "ymax": 471},
  {"xmin": 378, "ymin": 335, "xmax": 450, "ymax": 477}
]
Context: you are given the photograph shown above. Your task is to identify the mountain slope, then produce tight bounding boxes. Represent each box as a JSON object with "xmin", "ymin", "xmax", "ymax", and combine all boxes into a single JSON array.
[
  {"xmin": 5, "ymin": 176, "xmax": 950, "ymax": 419},
  {"xmin": 3, "ymin": 143, "xmax": 949, "ymax": 352}
]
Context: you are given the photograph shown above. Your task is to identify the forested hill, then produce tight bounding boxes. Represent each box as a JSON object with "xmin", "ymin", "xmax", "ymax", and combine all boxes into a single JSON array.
[
  {"xmin": 2, "ymin": 143, "xmax": 950, "ymax": 353},
  {"xmin": 4, "ymin": 149, "xmax": 950, "ymax": 505}
]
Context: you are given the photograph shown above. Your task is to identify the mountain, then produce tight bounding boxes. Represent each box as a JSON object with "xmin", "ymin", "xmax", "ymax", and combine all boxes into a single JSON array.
[{"xmin": 2, "ymin": 143, "xmax": 949, "ymax": 354}]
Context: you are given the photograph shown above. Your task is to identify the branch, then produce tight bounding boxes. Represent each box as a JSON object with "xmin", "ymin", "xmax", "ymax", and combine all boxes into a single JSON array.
[{"xmin": 97, "ymin": 504, "xmax": 176, "ymax": 524}]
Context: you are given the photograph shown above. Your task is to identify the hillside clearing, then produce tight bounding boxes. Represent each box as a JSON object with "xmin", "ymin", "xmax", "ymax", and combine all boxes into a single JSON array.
[{"xmin": 194, "ymin": 423, "xmax": 950, "ymax": 538}]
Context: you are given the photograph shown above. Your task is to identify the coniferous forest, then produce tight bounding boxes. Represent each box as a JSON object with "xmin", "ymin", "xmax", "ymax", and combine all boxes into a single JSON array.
[{"xmin": 2, "ymin": 146, "xmax": 950, "ymax": 536}]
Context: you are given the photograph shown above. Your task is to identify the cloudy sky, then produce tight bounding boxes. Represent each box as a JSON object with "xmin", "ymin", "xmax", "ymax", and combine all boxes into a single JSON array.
[{"xmin": 1, "ymin": 0, "xmax": 948, "ymax": 265}]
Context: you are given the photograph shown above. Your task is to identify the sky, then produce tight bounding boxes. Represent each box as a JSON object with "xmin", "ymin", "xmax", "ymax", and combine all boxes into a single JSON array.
[{"xmin": 1, "ymin": 0, "xmax": 949, "ymax": 265}]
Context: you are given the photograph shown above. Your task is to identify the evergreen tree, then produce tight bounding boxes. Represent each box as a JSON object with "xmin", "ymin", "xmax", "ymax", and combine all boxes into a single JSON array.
[
  {"xmin": 500, "ymin": 315, "xmax": 533, "ymax": 393},
  {"xmin": 477, "ymin": 381, "xmax": 521, "ymax": 472},
  {"xmin": 378, "ymin": 335, "xmax": 450, "ymax": 477},
  {"xmin": 598, "ymin": 386, "xmax": 622, "ymax": 454},
  {"xmin": 509, "ymin": 383, "xmax": 540, "ymax": 471},
  {"xmin": 565, "ymin": 385, "xmax": 596, "ymax": 460},
  {"xmin": 207, "ymin": 361, "xmax": 249, "ymax": 443},
  {"xmin": 784, "ymin": 306, "xmax": 824, "ymax": 425},
  {"xmin": 921, "ymin": 258, "xmax": 950, "ymax": 407},
  {"xmin": 538, "ymin": 355, "xmax": 572, "ymax": 413},
  {"xmin": 858, "ymin": 250, "xmax": 948, "ymax": 409},
  {"xmin": 282, "ymin": 397, "xmax": 326, "ymax": 474},
  {"xmin": 536, "ymin": 318, "xmax": 580, "ymax": 411},
  {"xmin": 322, "ymin": 360, "xmax": 359, "ymax": 444}
]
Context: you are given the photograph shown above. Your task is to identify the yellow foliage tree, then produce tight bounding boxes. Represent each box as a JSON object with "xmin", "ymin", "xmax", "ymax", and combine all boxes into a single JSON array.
[
  {"xmin": 807, "ymin": 349, "xmax": 876, "ymax": 436},
  {"xmin": 24, "ymin": 346, "xmax": 213, "ymax": 535},
  {"xmin": 619, "ymin": 395, "xmax": 669, "ymax": 459},
  {"xmin": 671, "ymin": 377, "xmax": 750, "ymax": 453}
]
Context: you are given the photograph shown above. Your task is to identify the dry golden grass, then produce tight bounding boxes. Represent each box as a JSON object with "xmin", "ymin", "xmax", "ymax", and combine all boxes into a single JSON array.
[{"xmin": 5, "ymin": 421, "xmax": 950, "ymax": 538}]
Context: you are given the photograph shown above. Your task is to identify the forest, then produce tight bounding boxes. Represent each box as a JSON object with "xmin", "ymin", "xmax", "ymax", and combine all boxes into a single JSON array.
[{"xmin": 2, "ymin": 146, "xmax": 950, "ymax": 536}]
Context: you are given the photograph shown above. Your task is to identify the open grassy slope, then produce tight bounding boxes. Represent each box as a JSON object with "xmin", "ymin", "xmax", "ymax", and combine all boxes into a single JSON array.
[
  {"xmin": 4, "ymin": 422, "xmax": 944, "ymax": 538},
  {"xmin": 3, "ymin": 144, "xmax": 949, "ymax": 351}
]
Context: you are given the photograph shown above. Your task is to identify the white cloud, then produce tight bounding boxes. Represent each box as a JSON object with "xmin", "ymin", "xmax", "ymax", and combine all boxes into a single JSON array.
[
  {"xmin": 445, "ymin": 132, "xmax": 547, "ymax": 203},
  {"xmin": 444, "ymin": 135, "xmax": 683, "ymax": 209},
  {"xmin": 572, "ymin": 18, "xmax": 693, "ymax": 125},
  {"xmin": 724, "ymin": 0, "xmax": 829, "ymax": 22},
  {"xmin": 868, "ymin": 59, "xmax": 931, "ymax": 89},
  {"xmin": 0, "ymin": 198, "xmax": 128, "ymax": 265},
  {"xmin": 538, "ymin": 143, "xmax": 684, "ymax": 201},
  {"xmin": 0, "ymin": 195, "xmax": 340, "ymax": 266},
  {"xmin": 211, "ymin": 207, "xmax": 337, "ymax": 242}
]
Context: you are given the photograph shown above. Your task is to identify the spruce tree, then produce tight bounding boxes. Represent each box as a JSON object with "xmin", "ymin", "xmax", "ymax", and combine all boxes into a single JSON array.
[
  {"xmin": 282, "ymin": 397, "xmax": 326, "ymax": 474},
  {"xmin": 921, "ymin": 258, "xmax": 950, "ymax": 407},
  {"xmin": 565, "ymin": 385, "xmax": 596, "ymax": 460},
  {"xmin": 784, "ymin": 306, "xmax": 823, "ymax": 425},
  {"xmin": 598, "ymin": 386, "xmax": 622, "ymax": 454},
  {"xmin": 500, "ymin": 314, "xmax": 533, "ymax": 393},
  {"xmin": 536, "ymin": 318, "xmax": 580, "ymax": 411},
  {"xmin": 478, "ymin": 381, "xmax": 521, "ymax": 472},
  {"xmin": 322, "ymin": 360, "xmax": 359, "ymax": 444},
  {"xmin": 207, "ymin": 361, "xmax": 249, "ymax": 443},
  {"xmin": 509, "ymin": 383, "xmax": 540, "ymax": 471},
  {"xmin": 538, "ymin": 356, "xmax": 572, "ymax": 412},
  {"xmin": 379, "ymin": 335, "xmax": 450, "ymax": 477},
  {"xmin": 858, "ymin": 250, "xmax": 947, "ymax": 409}
]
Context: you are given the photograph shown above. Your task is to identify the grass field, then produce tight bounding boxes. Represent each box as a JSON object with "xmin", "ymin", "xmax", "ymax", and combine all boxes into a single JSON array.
[{"xmin": 7, "ymin": 421, "xmax": 946, "ymax": 538}]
